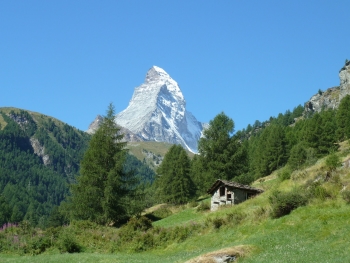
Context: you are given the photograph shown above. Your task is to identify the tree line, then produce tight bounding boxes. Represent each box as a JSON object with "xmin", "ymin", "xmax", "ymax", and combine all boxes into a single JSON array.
[{"xmin": 153, "ymin": 95, "xmax": 350, "ymax": 204}]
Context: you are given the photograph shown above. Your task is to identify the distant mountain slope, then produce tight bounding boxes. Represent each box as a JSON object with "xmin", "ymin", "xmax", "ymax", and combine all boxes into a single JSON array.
[
  {"xmin": 127, "ymin": 141, "xmax": 194, "ymax": 170},
  {"xmin": 0, "ymin": 107, "xmax": 155, "ymax": 226},
  {"xmin": 0, "ymin": 107, "xmax": 90, "ymax": 226}
]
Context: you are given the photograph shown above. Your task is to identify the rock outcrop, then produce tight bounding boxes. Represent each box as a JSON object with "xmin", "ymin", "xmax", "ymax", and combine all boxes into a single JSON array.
[
  {"xmin": 30, "ymin": 137, "xmax": 50, "ymax": 165},
  {"xmin": 304, "ymin": 61, "xmax": 350, "ymax": 114}
]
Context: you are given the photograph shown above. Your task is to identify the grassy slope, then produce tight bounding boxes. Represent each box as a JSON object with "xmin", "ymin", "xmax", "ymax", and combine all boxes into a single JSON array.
[{"xmin": 2, "ymin": 146, "xmax": 350, "ymax": 263}]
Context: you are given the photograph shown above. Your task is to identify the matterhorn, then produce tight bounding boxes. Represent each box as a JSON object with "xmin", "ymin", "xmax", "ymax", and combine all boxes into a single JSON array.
[{"xmin": 112, "ymin": 66, "xmax": 204, "ymax": 153}]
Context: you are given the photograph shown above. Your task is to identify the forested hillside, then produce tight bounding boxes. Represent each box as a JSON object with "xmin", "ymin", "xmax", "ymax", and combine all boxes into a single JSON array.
[
  {"xmin": 0, "ymin": 108, "xmax": 155, "ymax": 227},
  {"xmin": 181, "ymin": 95, "xmax": 350, "ymax": 199}
]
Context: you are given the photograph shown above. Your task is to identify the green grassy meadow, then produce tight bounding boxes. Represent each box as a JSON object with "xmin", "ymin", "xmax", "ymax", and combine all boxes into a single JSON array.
[{"xmin": 2, "ymin": 147, "xmax": 350, "ymax": 262}]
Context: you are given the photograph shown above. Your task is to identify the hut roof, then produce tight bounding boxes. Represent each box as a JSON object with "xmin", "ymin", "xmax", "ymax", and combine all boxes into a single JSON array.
[{"xmin": 207, "ymin": 179, "xmax": 264, "ymax": 195}]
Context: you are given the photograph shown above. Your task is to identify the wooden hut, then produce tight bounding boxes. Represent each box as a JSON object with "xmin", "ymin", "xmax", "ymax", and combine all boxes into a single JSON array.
[{"xmin": 207, "ymin": 179, "xmax": 264, "ymax": 211}]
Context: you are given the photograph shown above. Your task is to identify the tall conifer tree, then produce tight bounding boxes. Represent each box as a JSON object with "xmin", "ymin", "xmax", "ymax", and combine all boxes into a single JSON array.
[
  {"xmin": 156, "ymin": 145, "xmax": 195, "ymax": 204},
  {"xmin": 69, "ymin": 103, "xmax": 133, "ymax": 225}
]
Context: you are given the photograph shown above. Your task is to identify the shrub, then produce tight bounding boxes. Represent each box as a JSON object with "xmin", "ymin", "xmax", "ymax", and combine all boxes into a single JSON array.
[
  {"xmin": 196, "ymin": 202, "xmax": 210, "ymax": 212},
  {"xmin": 269, "ymin": 189, "xmax": 308, "ymax": 218},
  {"xmin": 117, "ymin": 216, "xmax": 153, "ymax": 245},
  {"xmin": 27, "ymin": 236, "xmax": 51, "ymax": 255},
  {"xmin": 342, "ymin": 189, "xmax": 350, "ymax": 204},
  {"xmin": 325, "ymin": 153, "xmax": 341, "ymax": 173},
  {"xmin": 126, "ymin": 216, "xmax": 153, "ymax": 232},
  {"xmin": 277, "ymin": 167, "xmax": 292, "ymax": 181},
  {"xmin": 212, "ymin": 217, "xmax": 225, "ymax": 229},
  {"xmin": 132, "ymin": 232, "xmax": 154, "ymax": 252},
  {"xmin": 305, "ymin": 148, "xmax": 318, "ymax": 167},
  {"xmin": 226, "ymin": 211, "xmax": 245, "ymax": 225},
  {"xmin": 188, "ymin": 200, "xmax": 198, "ymax": 208},
  {"xmin": 307, "ymin": 182, "xmax": 331, "ymax": 200},
  {"xmin": 57, "ymin": 231, "xmax": 81, "ymax": 253}
]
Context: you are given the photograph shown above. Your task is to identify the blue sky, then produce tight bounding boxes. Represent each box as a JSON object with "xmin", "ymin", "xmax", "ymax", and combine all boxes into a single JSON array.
[{"xmin": 1, "ymin": 1, "xmax": 349, "ymax": 132}]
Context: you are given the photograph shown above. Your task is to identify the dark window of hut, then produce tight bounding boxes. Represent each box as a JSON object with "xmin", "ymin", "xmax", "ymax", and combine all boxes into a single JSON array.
[
  {"xmin": 227, "ymin": 193, "xmax": 232, "ymax": 199},
  {"xmin": 220, "ymin": 187, "xmax": 225, "ymax": 196}
]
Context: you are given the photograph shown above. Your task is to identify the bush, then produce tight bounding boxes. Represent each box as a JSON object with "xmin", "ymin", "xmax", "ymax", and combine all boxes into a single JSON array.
[
  {"xmin": 277, "ymin": 167, "xmax": 292, "ymax": 181},
  {"xmin": 196, "ymin": 202, "xmax": 210, "ymax": 212},
  {"xmin": 342, "ymin": 190, "xmax": 350, "ymax": 204},
  {"xmin": 27, "ymin": 236, "xmax": 51, "ymax": 255},
  {"xmin": 226, "ymin": 211, "xmax": 245, "ymax": 225},
  {"xmin": 307, "ymin": 182, "xmax": 331, "ymax": 200},
  {"xmin": 212, "ymin": 217, "xmax": 225, "ymax": 229},
  {"xmin": 305, "ymin": 148, "xmax": 318, "ymax": 167},
  {"xmin": 325, "ymin": 153, "xmax": 341, "ymax": 172},
  {"xmin": 117, "ymin": 216, "xmax": 153, "ymax": 245},
  {"xmin": 126, "ymin": 216, "xmax": 153, "ymax": 232},
  {"xmin": 269, "ymin": 189, "xmax": 308, "ymax": 218},
  {"xmin": 132, "ymin": 232, "xmax": 154, "ymax": 252},
  {"xmin": 57, "ymin": 231, "xmax": 81, "ymax": 253},
  {"xmin": 188, "ymin": 200, "xmax": 198, "ymax": 208}
]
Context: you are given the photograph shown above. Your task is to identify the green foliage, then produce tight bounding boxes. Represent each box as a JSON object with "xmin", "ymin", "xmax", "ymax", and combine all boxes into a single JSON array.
[
  {"xmin": 302, "ymin": 111, "xmax": 338, "ymax": 156},
  {"xmin": 336, "ymin": 95, "xmax": 350, "ymax": 141},
  {"xmin": 234, "ymin": 173, "xmax": 255, "ymax": 185},
  {"xmin": 226, "ymin": 211, "xmax": 245, "ymax": 225},
  {"xmin": 26, "ymin": 236, "xmax": 51, "ymax": 255},
  {"xmin": 325, "ymin": 152, "xmax": 341, "ymax": 172},
  {"xmin": 0, "ymin": 109, "xmax": 90, "ymax": 226},
  {"xmin": 69, "ymin": 103, "xmax": 138, "ymax": 225},
  {"xmin": 156, "ymin": 145, "xmax": 195, "ymax": 205},
  {"xmin": 277, "ymin": 166, "xmax": 292, "ymax": 181},
  {"xmin": 341, "ymin": 189, "xmax": 350, "ymax": 204},
  {"xmin": 269, "ymin": 189, "xmax": 307, "ymax": 218},
  {"xmin": 196, "ymin": 201, "xmax": 210, "ymax": 212},
  {"xmin": 288, "ymin": 142, "xmax": 308, "ymax": 170},
  {"xmin": 57, "ymin": 231, "xmax": 81, "ymax": 253},
  {"xmin": 125, "ymin": 216, "xmax": 153, "ymax": 232},
  {"xmin": 211, "ymin": 217, "xmax": 225, "ymax": 229},
  {"xmin": 194, "ymin": 112, "xmax": 248, "ymax": 193},
  {"xmin": 0, "ymin": 195, "xmax": 11, "ymax": 226},
  {"xmin": 146, "ymin": 207, "xmax": 172, "ymax": 221},
  {"xmin": 251, "ymin": 124, "xmax": 288, "ymax": 178},
  {"xmin": 306, "ymin": 181, "xmax": 331, "ymax": 201}
]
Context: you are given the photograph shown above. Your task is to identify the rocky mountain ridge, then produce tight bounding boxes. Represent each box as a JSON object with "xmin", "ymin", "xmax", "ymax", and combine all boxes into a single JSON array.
[{"xmin": 304, "ymin": 61, "xmax": 350, "ymax": 114}]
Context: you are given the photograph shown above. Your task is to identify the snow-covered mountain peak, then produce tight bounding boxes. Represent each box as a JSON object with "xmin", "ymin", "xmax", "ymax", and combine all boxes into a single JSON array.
[
  {"xmin": 113, "ymin": 66, "xmax": 205, "ymax": 153},
  {"xmin": 145, "ymin": 66, "xmax": 170, "ymax": 83}
]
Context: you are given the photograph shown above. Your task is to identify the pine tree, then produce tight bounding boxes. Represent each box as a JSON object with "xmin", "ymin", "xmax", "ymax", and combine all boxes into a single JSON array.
[
  {"xmin": 336, "ymin": 95, "xmax": 350, "ymax": 141},
  {"xmin": 288, "ymin": 142, "xmax": 308, "ymax": 170},
  {"xmin": 251, "ymin": 124, "xmax": 287, "ymax": 178},
  {"xmin": 197, "ymin": 112, "xmax": 234, "ymax": 185},
  {"xmin": 156, "ymin": 145, "xmax": 195, "ymax": 204},
  {"xmin": 69, "ymin": 103, "xmax": 135, "ymax": 225},
  {"xmin": 194, "ymin": 112, "xmax": 249, "ymax": 191}
]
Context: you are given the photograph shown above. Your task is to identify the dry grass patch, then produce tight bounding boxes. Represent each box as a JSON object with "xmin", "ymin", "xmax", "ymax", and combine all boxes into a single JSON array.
[{"xmin": 184, "ymin": 245, "xmax": 253, "ymax": 263}]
